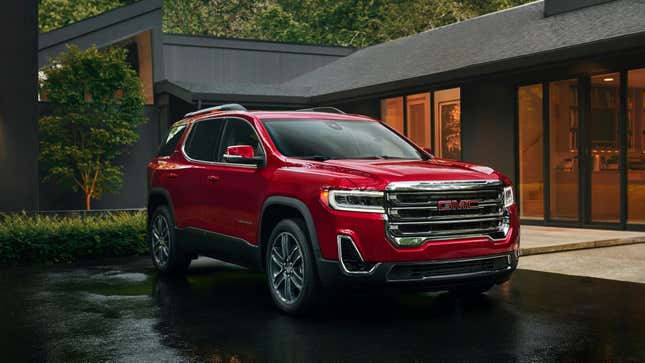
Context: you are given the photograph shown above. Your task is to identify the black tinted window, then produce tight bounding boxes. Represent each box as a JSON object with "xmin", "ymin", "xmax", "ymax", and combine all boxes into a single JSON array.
[
  {"xmin": 157, "ymin": 125, "xmax": 186, "ymax": 157},
  {"xmin": 217, "ymin": 118, "xmax": 264, "ymax": 161},
  {"xmin": 185, "ymin": 119, "xmax": 224, "ymax": 162},
  {"xmin": 262, "ymin": 119, "xmax": 423, "ymax": 160}
]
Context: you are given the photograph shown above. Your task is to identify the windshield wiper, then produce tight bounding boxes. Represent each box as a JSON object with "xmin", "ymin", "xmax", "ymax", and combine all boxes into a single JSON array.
[
  {"xmin": 300, "ymin": 155, "xmax": 332, "ymax": 161},
  {"xmin": 351, "ymin": 155, "xmax": 407, "ymax": 160}
]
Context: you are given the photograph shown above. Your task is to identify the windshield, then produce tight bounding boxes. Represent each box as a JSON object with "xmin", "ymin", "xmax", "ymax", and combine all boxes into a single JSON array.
[{"xmin": 262, "ymin": 119, "xmax": 426, "ymax": 160}]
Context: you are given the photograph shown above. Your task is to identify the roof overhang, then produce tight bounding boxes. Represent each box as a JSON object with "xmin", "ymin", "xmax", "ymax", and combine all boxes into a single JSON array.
[{"xmin": 38, "ymin": 0, "xmax": 164, "ymax": 81}]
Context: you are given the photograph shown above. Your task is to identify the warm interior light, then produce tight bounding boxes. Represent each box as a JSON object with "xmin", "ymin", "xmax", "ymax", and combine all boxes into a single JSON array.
[{"xmin": 603, "ymin": 77, "xmax": 615, "ymax": 82}]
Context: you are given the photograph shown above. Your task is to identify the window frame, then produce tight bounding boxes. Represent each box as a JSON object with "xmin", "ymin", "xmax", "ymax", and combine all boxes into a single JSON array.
[
  {"xmin": 181, "ymin": 116, "xmax": 266, "ymax": 169},
  {"xmin": 157, "ymin": 124, "xmax": 187, "ymax": 157},
  {"xmin": 182, "ymin": 117, "xmax": 225, "ymax": 163},
  {"xmin": 215, "ymin": 117, "xmax": 267, "ymax": 163}
]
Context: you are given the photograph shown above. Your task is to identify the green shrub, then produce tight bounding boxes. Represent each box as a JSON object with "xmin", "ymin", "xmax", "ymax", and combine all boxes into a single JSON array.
[{"xmin": 0, "ymin": 212, "xmax": 147, "ymax": 265}]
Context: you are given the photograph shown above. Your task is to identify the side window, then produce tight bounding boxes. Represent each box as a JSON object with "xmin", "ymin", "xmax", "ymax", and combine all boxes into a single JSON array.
[
  {"xmin": 184, "ymin": 119, "xmax": 225, "ymax": 162},
  {"xmin": 217, "ymin": 118, "xmax": 265, "ymax": 162},
  {"xmin": 157, "ymin": 124, "xmax": 186, "ymax": 157}
]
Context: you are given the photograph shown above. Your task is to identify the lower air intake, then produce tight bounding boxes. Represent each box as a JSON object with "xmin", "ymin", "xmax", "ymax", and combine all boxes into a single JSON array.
[{"xmin": 338, "ymin": 236, "xmax": 377, "ymax": 274}]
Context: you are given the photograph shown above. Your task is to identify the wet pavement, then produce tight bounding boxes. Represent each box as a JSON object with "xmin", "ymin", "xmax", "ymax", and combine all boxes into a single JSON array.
[{"xmin": 2, "ymin": 257, "xmax": 645, "ymax": 363}]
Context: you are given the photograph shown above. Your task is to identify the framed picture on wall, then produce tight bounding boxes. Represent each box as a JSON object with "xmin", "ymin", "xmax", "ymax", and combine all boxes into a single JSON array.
[{"xmin": 438, "ymin": 100, "xmax": 461, "ymax": 160}]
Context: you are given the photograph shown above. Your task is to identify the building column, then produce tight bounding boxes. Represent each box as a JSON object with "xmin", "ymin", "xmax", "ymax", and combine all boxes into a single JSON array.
[{"xmin": 0, "ymin": 1, "xmax": 39, "ymax": 211}]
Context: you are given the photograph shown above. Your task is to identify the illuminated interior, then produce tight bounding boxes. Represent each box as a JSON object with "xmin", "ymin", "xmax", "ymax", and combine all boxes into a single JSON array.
[{"xmin": 381, "ymin": 88, "xmax": 461, "ymax": 159}]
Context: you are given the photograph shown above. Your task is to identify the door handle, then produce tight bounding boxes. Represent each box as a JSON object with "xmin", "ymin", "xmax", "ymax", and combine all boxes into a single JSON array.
[
  {"xmin": 168, "ymin": 172, "xmax": 178, "ymax": 179},
  {"xmin": 207, "ymin": 175, "xmax": 220, "ymax": 182}
]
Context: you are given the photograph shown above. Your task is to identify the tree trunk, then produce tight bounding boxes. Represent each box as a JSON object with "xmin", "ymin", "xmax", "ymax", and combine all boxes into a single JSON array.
[{"xmin": 85, "ymin": 192, "xmax": 91, "ymax": 210}]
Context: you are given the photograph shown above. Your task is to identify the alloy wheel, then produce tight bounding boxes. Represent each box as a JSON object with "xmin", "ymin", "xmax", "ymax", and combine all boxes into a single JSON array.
[
  {"xmin": 151, "ymin": 214, "xmax": 170, "ymax": 268},
  {"xmin": 269, "ymin": 232, "xmax": 305, "ymax": 304}
]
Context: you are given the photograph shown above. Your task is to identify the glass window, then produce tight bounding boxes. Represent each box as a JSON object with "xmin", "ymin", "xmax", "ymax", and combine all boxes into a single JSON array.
[
  {"xmin": 157, "ymin": 124, "xmax": 186, "ymax": 157},
  {"xmin": 549, "ymin": 79, "xmax": 579, "ymax": 221},
  {"xmin": 628, "ymin": 68, "xmax": 645, "ymax": 224},
  {"xmin": 406, "ymin": 93, "xmax": 431, "ymax": 148},
  {"xmin": 434, "ymin": 88, "xmax": 461, "ymax": 160},
  {"xmin": 518, "ymin": 84, "xmax": 544, "ymax": 219},
  {"xmin": 217, "ymin": 118, "xmax": 264, "ymax": 162},
  {"xmin": 262, "ymin": 119, "xmax": 424, "ymax": 160},
  {"xmin": 184, "ymin": 119, "xmax": 224, "ymax": 162},
  {"xmin": 590, "ymin": 73, "xmax": 621, "ymax": 223},
  {"xmin": 380, "ymin": 97, "xmax": 404, "ymax": 134}
]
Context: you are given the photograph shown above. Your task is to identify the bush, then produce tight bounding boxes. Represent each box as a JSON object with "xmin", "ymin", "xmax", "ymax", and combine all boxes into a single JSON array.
[{"xmin": 0, "ymin": 212, "xmax": 147, "ymax": 265}]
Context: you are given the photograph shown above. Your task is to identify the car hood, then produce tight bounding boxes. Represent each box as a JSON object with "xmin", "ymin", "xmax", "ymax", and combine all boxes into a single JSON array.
[{"xmin": 299, "ymin": 158, "xmax": 507, "ymax": 189}]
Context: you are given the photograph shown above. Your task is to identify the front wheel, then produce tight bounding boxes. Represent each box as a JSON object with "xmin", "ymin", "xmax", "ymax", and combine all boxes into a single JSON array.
[
  {"xmin": 266, "ymin": 219, "xmax": 318, "ymax": 315},
  {"xmin": 149, "ymin": 206, "xmax": 191, "ymax": 275}
]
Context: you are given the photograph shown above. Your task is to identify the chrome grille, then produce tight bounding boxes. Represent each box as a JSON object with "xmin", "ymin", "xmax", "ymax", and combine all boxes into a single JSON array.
[{"xmin": 385, "ymin": 180, "xmax": 509, "ymax": 246}]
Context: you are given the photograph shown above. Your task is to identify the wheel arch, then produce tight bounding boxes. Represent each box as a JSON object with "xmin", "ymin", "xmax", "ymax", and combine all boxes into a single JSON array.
[
  {"xmin": 147, "ymin": 188, "xmax": 176, "ymax": 223},
  {"xmin": 259, "ymin": 196, "xmax": 322, "ymax": 264}
]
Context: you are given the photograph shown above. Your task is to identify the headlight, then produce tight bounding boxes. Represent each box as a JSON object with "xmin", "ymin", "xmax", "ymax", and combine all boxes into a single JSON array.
[
  {"xmin": 503, "ymin": 186, "xmax": 514, "ymax": 208},
  {"xmin": 327, "ymin": 190, "xmax": 385, "ymax": 213}
]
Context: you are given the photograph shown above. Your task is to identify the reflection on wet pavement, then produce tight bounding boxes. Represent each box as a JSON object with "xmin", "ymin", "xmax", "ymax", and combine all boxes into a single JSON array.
[{"xmin": 1, "ymin": 257, "xmax": 645, "ymax": 362}]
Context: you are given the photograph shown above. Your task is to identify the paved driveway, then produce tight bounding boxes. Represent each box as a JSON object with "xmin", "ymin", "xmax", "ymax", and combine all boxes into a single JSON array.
[{"xmin": 2, "ymin": 256, "xmax": 645, "ymax": 362}]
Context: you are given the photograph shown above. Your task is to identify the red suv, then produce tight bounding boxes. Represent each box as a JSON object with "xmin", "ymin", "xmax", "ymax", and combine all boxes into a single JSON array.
[{"xmin": 147, "ymin": 104, "xmax": 519, "ymax": 314}]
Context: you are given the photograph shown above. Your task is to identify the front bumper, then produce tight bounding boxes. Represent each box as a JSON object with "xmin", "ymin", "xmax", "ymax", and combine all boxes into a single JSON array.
[{"xmin": 316, "ymin": 251, "xmax": 518, "ymax": 289}]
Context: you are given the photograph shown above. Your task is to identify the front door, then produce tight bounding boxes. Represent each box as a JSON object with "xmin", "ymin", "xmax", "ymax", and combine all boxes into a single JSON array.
[
  {"xmin": 520, "ymin": 70, "xmax": 645, "ymax": 229},
  {"xmin": 547, "ymin": 74, "xmax": 624, "ymax": 226},
  {"xmin": 548, "ymin": 78, "xmax": 581, "ymax": 222},
  {"xmin": 587, "ymin": 73, "xmax": 622, "ymax": 224},
  {"xmin": 206, "ymin": 117, "xmax": 268, "ymax": 245}
]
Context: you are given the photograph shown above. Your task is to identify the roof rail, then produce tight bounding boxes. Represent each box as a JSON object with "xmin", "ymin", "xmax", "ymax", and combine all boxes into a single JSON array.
[
  {"xmin": 296, "ymin": 106, "xmax": 346, "ymax": 114},
  {"xmin": 184, "ymin": 103, "xmax": 247, "ymax": 118}
]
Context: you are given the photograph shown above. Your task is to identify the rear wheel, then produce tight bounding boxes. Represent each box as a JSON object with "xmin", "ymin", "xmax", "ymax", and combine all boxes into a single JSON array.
[
  {"xmin": 149, "ymin": 206, "xmax": 191, "ymax": 275},
  {"xmin": 266, "ymin": 219, "xmax": 318, "ymax": 315}
]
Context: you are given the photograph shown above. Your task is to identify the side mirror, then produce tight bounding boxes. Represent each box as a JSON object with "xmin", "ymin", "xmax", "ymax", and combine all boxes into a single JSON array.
[{"xmin": 223, "ymin": 145, "xmax": 264, "ymax": 166}]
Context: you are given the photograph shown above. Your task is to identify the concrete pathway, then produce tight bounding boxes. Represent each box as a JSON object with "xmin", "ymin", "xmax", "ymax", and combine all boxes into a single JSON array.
[
  {"xmin": 519, "ymin": 243, "xmax": 645, "ymax": 284},
  {"xmin": 520, "ymin": 225, "xmax": 645, "ymax": 256}
]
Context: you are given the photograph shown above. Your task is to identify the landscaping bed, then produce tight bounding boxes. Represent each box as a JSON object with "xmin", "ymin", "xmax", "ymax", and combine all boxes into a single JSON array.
[{"xmin": 0, "ymin": 211, "xmax": 147, "ymax": 265}]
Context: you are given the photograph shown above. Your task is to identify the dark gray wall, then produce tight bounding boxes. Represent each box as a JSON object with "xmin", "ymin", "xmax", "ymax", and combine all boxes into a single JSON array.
[
  {"xmin": 163, "ymin": 34, "xmax": 354, "ymax": 87},
  {"xmin": 331, "ymin": 98, "xmax": 381, "ymax": 119},
  {"xmin": 0, "ymin": 1, "xmax": 39, "ymax": 212},
  {"xmin": 461, "ymin": 80, "xmax": 517, "ymax": 185},
  {"xmin": 39, "ymin": 106, "xmax": 161, "ymax": 210}
]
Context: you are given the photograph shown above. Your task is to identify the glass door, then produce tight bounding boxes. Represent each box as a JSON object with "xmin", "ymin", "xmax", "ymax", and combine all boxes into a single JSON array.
[
  {"xmin": 519, "ymin": 73, "xmax": 633, "ymax": 227},
  {"xmin": 588, "ymin": 73, "xmax": 622, "ymax": 223},
  {"xmin": 549, "ymin": 79, "xmax": 580, "ymax": 221}
]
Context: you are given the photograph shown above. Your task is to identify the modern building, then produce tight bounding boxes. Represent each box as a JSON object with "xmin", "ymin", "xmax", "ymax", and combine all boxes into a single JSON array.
[{"xmin": 3, "ymin": 0, "xmax": 645, "ymax": 231}]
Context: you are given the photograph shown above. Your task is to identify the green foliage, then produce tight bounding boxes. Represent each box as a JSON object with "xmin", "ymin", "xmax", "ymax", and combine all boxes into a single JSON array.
[
  {"xmin": 0, "ymin": 212, "xmax": 147, "ymax": 265},
  {"xmin": 163, "ymin": 0, "xmax": 534, "ymax": 48},
  {"xmin": 39, "ymin": 0, "xmax": 136, "ymax": 33},
  {"xmin": 39, "ymin": 45, "xmax": 146, "ymax": 210},
  {"xmin": 39, "ymin": 0, "xmax": 533, "ymax": 47}
]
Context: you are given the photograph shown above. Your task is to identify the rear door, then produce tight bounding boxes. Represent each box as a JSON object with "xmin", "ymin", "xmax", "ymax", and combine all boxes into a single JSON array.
[{"xmin": 178, "ymin": 117, "xmax": 225, "ymax": 231}]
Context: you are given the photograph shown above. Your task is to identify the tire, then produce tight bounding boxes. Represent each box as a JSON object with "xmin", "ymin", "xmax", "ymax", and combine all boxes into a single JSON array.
[
  {"xmin": 265, "ymin": 218, "xmax": 319, "ymax": 315},
  {"xmin": 449, "ymin": 282, "xmax": 494, "ymax": 297},
  {"xmin": 149, "ymin": 205, "xmax": 191, "ymax": 275}
]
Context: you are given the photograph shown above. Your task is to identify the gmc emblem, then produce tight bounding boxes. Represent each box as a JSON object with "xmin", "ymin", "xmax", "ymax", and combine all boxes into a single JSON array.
[{"xmin": 437, "ymin": 199, "xmax": 480, "ymax": 211}]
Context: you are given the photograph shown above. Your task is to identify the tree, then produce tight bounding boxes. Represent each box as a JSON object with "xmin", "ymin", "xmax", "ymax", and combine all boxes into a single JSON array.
[
  {"xmin": 162, "ymin": 0, "xmax": 534, "ymax": 48},
  {"xmin": 39, "ymin": 0, "xmax": 136, "ymax": 33},
  {"xmin": 39, "ymin": 45, "xmax": 146, "ymax": 210},
  {"xmin": 40, "ymin": 0, "xmax": 533, "ymax": 46}
]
